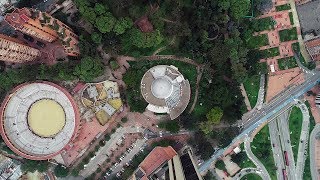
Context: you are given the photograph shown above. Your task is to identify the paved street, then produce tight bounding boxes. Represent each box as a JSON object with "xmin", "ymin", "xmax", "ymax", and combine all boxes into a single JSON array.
[
  {"xmin": 295, "ymin": 102, "xmax": 310, "ymax": 179},
  {"xmin": 310, "ymin": 124, "xmax": 320, "ymax": 180},
  {"xmin": 80, "ymin": 126, "xmax": 143, "ymax": 177},
  {"xmin": 277, "ymin": 111, "xmax": 297, "ymax": 180},
  {"xmin": 244, "ymin": 137, "xmax": 270, "ymax": 180},
  {"xmin": 268, "ymin": 120, "xmax": 285, "ymax": 180}
]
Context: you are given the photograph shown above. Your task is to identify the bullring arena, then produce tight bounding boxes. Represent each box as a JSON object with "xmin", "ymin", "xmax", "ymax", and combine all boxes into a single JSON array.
[{"xmin": 0, "ymin": 82, "xmax": 80, "ymax": 160}]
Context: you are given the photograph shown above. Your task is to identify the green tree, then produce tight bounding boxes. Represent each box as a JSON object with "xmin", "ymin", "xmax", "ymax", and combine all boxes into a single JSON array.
[
  {"xmin": 158, "ymin": 121, "xmax": 180, "ymax": 133},
  {"xmin": 128, "ymin": 28, "xmax": 163, "ymax": 48},
  {"xmin": 230, "ymin": 0, "xmax": 251, "ymax": 20},
  {"xmin": 82, "ymin": 7, "xmax": 96, "ymax": 24},
  {"xmin": 113, "ymin": 17, "xmax": 133, "ymax": 35},
  {"xmin": 73, "ymin": 56, "xmax": 104, "ymax": 82},
  {"xmin": 21, "ymin": 160, "xmax": 49, "ymax": 173},
  {"xmin": 54, "ymin": 164, "xmax": 69, "ymax": 177},
  {"xmin": 206, "ymin": 107, "xmax": 223, "ymax": 125},
  {"xmin": 95, "ymin": 13, "xmax": 116, "ymax": 33},
  {"xmin": 91, "ymin": 32, "xmax": 102, "ymax": 44},
  {"xmin": 94, "ymin": 3, "xmax": 107, "ymax": 15},
  {"xmin": 218, "ymin": 0, "xmax": 230, "ymax": 12}
]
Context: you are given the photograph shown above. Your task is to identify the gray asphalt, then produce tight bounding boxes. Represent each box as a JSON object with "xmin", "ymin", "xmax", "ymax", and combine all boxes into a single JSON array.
[
  {"xmin": 268, "ymin": 120, "xmax": 286, "ymax": 180},
  {"xmin": 244, "ymin": 137, "xmax": 270, "ymax": 180},
  {"xmin": 309, "ymin": 124, "xmax": 320, "ymax": 180},
  {"xmin": 277, "ymin": 111, "xmax": 297, "ymax": 180},
  {"xmin": 295, "ymin": 102, "xmax": 310, "ymax": 179}
]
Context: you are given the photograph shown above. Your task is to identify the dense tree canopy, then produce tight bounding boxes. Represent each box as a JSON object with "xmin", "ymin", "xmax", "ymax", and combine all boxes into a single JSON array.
[{"xmin": 73, "ymin": 56, "xmax": 104, "ymax": 82}]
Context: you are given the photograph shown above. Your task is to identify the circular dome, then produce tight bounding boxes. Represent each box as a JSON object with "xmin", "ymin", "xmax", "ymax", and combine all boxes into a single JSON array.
[
  {"xmin": 28, "ymin": 99, "xmax": 66, "ymax": 137},
  {"xmin": 151, "ymin": 78, "xmax": 173, "ymax": 99},
  {"xmin": 0, "ymin": 82, "xmax": 80, "ymax": 160}
]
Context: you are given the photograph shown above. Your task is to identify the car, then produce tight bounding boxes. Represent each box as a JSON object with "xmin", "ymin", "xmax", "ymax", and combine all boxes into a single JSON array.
[
  {"xmin": 272, "ymin": 143, "xmax": 275, "ymax": 147},
  {"xmin": 105, "ymin": 172, "xmax": 110, "ymax": 176},
  {"xmin": 36, "ymin": 41, "xmax": 45, "ymax": 48},
  {"xmin": 287, "ymin": 140, "xmax": 290, "ymax": 143},
  {"xmin": 23, "ymin": 34, "xmax": 34, "ymax": 42}
]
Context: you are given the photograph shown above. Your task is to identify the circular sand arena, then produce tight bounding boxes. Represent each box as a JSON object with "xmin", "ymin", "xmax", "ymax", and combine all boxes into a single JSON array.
[
  {"xmin": 28, "ymin": 99, "xmax": 66, "ymax": 137},
  {"xmin": 0, "ymin": 82, "xmax": 80, "ymax": 160}
]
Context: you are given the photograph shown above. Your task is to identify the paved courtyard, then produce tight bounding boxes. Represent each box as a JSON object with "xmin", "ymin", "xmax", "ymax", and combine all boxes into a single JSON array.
[{"xmin": 296, "ymin": 0, "xmax": 320, "ymax": 35}]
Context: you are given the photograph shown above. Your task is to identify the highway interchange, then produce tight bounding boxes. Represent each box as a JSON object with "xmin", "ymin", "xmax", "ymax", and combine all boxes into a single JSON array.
[{"xmin": 200, "ymin": 69, "xmax": 320, "ymax": 179}]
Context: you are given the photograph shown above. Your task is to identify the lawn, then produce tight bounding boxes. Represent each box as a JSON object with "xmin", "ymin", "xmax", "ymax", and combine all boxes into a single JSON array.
[
  {"xmin": 260, "ymin": 47, "xmax": 280, "ymax": 59},
  {"xmin": 235, "ymin": 143, "xmax": 256, "ymax": 169},
  {"xmin": 251, "ymin": 126, "xmax": 277, "ymax": 180},
  {"xmin": 278, "ymin": 57, "xmax": 298, "ymax": 70},
  {"xmin": 246, "ymin": 34, "xmax": 269, "ymax": 49},
  {"xmin": 275, "ymin": 4, "xmax": 291, "ymax": 11},
  {"xmin": 289, "ymin": 12, "xmax": 294, "ymax": 25},
  {"xmin": 292, "ymin": 42, "xmax": 309, "ymax": 67},
  {"xmin": 241, "ymin": 173, "xmax": 263, "ymax": 180},
  {"xmin": 288, "ymin": 106, "xmax": 303, "ymax": 162},
  {"xmin": 303, "ymin": 101, "xmax": 315, "ymax": 179},
  {"xmin": 243, "ymin": 75, "xmax": 260, "ymax": 108},
  {"xmin": 279, "ymin": 27, "xmax": 298, "ymax": 42}
]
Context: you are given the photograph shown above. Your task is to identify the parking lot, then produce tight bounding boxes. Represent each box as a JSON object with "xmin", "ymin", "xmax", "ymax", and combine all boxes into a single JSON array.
[{"xmin": 296, "ymin": 0, "xmax": 320, "ymax": 35}]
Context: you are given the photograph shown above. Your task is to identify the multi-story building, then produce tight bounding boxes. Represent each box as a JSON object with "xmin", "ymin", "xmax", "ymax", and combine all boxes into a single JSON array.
[
  {"xmin": 130, "ymin": 146, "xmax": 203, "ymax": 180},
  {"xmin": 5, "ymin": 8, "xmax": 79, "ymax": 56},
  {"xmin": 0, "ymin": 34, "xmax": 41, "ymax": 63},
  {"xmin": 305, "ymin": 37, "xmax": 320, "ymax": 61}
]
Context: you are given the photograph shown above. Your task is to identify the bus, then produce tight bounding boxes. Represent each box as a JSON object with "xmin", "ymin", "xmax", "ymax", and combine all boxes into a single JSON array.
[
  {"xmin": 284, "ymin": 151, "xmax": 289, "ymax": 166},
  {"xmin": 282, "ymin": 169, "xmax": 287, "ymax": 180}
]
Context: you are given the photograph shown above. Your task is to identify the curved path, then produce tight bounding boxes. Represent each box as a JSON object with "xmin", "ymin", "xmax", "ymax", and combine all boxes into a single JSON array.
[
  {"xmin": 244, "ymin": 137, "xmax": 271, "ymax": 180},
  {"xmin": 128, "ymin": 55, "xmax": 201, "ymax": 67},
  {"xmin": 232, "ymin": 168, "xmax": 263, "ymax": 180},
  {"xmin": 310, "ymin": 124, "xmax": 320, "ymax": 180}
]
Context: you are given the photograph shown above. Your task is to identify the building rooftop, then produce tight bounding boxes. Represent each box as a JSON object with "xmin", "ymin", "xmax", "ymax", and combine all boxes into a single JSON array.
[
  {"xmin": 138, "ymin": 146, "xmax": 177, "ymax": 179},
  {"xmin": 305, "ymin": 37, "xmax": 320, "ymax": 61},
  {"xmin": 0, "ymin": 82, "xmax": 80, "ymax": 160},
  {"xmin": 141, "ymin": 65, "xmax": 191, "ymax": 119}
]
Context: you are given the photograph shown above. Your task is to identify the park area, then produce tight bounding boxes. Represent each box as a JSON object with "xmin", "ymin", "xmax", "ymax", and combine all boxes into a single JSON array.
[
  {"xmin": 260, "ymin": 47, "xmax": 280, "ymax": 59},
  {"xmin": 278, "ymin": 57, "xmax": 297, "ymax": 70},
  {"xmin": 243, "ymin": 75, "xmax": 260, "ymax": 107},
  {"xmin": 251, "ymin": 126, "xmax": 276, "ymax": 180},
  {"xmin": 288, "ymin": 106, "xmax": 303, "ymax": 162},
  {"xmin": 241, "ymin": 173, "xmax": 263, "ymax": 180},
  {"xmin": 279, "ymin": 27, "xmax": 298, "ymax": 42},
  {"xmin": 246, "ymin": 34, "xmax": 269, "ymax": 49}
]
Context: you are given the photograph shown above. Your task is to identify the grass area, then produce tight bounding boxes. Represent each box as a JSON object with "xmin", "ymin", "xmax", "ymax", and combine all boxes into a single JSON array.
[
  {"xmin": 252, "ymin": 17, "xmax": 275, "ymax": 32},
  {"xmin": 275, "ymin": 4, "xmax": 291, "ymax": 11},
  {"xmin": 278, "ymin": 57, "xmax": 298, "ymax": 70},
  {"xmin": 279, "ymin": 27, "xmax": 298, "ymax": 42},
  {"xmin": 235, "ymin": 143, "xmax": 256, "ymax": 169},
  {"xmin": 288, "ymin": 106, "xmax": 303, "ymax": 162},
  {"xmin": 251, "ymin": 126, "xmax": 277, "ymax": 180},
  {"xmin": 240, "ymin": 173, "xmax": 263, "ymax": 180},
  {"xmin": 289, "ymin": 12, "xmax": 294, "ymax": 25},
  {"xmin": 246, "ymin": 34, "xmax": 269, "ymax": 49},
  {"xmin": 260, "ymin": 47, "xmax": 280, "ymax": 59},
  {"xmin": 303, "ymin": 101, "xmax": 315, "ymax": 179},
  {"xmin": 243, "ymin": 75, "xmax": 260, "ymax": 107}
]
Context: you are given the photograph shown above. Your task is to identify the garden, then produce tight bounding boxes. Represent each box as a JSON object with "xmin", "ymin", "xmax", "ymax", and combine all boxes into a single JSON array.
[
  {"xmin": 243, "ymin": 75, "xmax": 261, "ymax": 108},
  {"xmin": 288, "ymin": 106, "xmax": 303, "ymax": 162},
  {"xmin": 259, "ymin": 47, "xmax": 280, "ymax": 59},
  {"xmin": 251, "ymin": 126, "xmax": 277, "ymax": 180},
  {"xmin": 278, "ymin": 57, "xmax": 298, "ymax": 70},
  {"xmin": 279, "ymin": 27, "xmax": 298, "ymax": 42},
  {"xmin": 275, "ymin": 4, "xmax": 291, "ymax": 11}
]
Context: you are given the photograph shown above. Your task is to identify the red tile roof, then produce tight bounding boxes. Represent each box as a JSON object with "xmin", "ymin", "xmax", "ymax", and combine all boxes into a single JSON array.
[
  {"xmin": 139, "ymin": 146, "xmax": 177, "ymax": 178},
  {"xmin": 305, "ymin": 38, "xmax": 320, "ymax": 61}
]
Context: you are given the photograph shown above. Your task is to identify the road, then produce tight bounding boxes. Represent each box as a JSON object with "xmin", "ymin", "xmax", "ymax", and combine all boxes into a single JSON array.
[
  {"xmin": 268, "ymin": 120, "xmax": 286, "ymax": 180},
  {"xmin": 277, "ymin": 111, "xmax": 297, "ymax": 180},
  {"xmin": 295, "ymin": 102, "xmax": 310, "ymax": 179},
  {"xmin": 232, "ymin": 168, "xmax": 263, "ymax": 180},
  {"xmin": 244, "ymin": 137, "xmax": 270, "ymax": 180},
  {"xmin": 200, "ymin": 71, "xmax": 320, "ymax": 173},
  {"xmin": 254, "ymin": 74, "xmax": 266, "ymax": 110},
  {"xmin": 309, "ymin": 124, "xmax": 320, "ymax": 180}
]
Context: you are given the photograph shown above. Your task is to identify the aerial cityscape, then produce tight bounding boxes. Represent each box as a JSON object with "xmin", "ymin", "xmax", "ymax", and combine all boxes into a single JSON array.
[{"xmin": 0, "ymin": 0, "xmax": 320, "ymax": 180}]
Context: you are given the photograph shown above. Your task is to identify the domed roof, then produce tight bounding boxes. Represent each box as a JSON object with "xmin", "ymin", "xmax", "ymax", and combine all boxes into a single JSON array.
[{"xmin": 151, "ymin": 78, "xmax": 173, "ymax": 99}]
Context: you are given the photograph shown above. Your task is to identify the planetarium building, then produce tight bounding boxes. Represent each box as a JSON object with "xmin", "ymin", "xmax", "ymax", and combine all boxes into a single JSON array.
[
  {"xmin": 0, "ymin": 82, "xmax": 80, "ymax": 160},
  {"xmin": 141, "ymin": 65, "xmax": 191, "ymax": 119}
]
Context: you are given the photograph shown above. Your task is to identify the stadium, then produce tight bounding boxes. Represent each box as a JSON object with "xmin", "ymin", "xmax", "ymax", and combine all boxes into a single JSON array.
[{"xmin": 0, "ymin": 82, "xmax": 80, "ymax": 160}]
